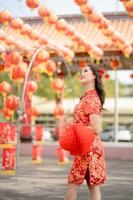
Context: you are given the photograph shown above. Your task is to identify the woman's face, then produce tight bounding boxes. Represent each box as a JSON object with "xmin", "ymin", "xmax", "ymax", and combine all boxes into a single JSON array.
[{"xmin": 79, "ymin": 66, "xmax": 96, "ymax": 85}]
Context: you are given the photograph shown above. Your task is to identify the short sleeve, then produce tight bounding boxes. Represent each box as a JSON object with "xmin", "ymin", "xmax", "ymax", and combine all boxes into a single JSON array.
[{"xmin": 83, "ymin": 95, "xmax": 101, "ymax": 115}]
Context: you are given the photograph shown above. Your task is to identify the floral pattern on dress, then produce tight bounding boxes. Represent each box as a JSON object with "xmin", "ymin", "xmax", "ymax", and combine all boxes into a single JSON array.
[{"xmin": 68, "ymin": 90, "xmax": 106, "ymax": 186}]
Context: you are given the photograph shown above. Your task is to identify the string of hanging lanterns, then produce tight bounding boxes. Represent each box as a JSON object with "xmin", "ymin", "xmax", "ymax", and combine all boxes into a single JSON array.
[
  {"xmin": 74, "ymin": 0, "xmax": 132, "ymax": 57},
  {"xmin": 120, "ymin": 0, "xmax": 133, "ymax": 18}
]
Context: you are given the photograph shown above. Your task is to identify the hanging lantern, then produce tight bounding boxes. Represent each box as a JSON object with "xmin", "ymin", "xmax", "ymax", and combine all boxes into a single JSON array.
[
  {"xmin": 110, "ymin": 59, "xmax": 120, "ymax": 69},
  {"xmin": 20, "ymin": 24, "xmax": 32, "ymax": 36},
  {"xmin": 11, "ymin": 62, "xmax": 27, "ymax": 83},
  {"xmin": 38, "ymin": 36, "xmax": 48, "ymax": 46},
  {"xmin": 5, "ymin": 36, "xmax": 15, "ymax": 47},
  {"xmin": 0, "ymin": 81, "xmax": 11, "ymax": 96},
  {"xmin": 8, "ymin": 52, "xmax": 21, "ymax": 65},
  {"xmin": 38, "ymin": 5, "xmax": 51, "ymax": 18},
  {"xmin": 27, "ymin": 106, "xmax": 40, "ymax": 119},
  {"xmin": 53, "ymin": 105, "xmax": 64, "ymax": 119},
  {"xmin": 2, "ymin": 107, "xmax": 14, "ymax": 119},
  {"xmin": 0, "ymin": 30, "xmax": 6, "ymax": 41},
  {"xmin": 130, "ymin": 73, "xmax": 133, "ymax": 79},
  {"xmin": 0, "ymin": 10, "xmax": 12, "ymax": 24},
  {"xmin": 45, "ymin": 60, "xmax": 57, "ymax": 75},
  {"xmin": 55, "ymin": 19, "xmax": 68, "ymax": 32},
  {"xmin": 74, "ymin": 0, "xmax": 87, "ymax": 6},
  {"xmin": 35, "ymin": 50, "xmax": 50, "ymax": 64},
  {"xmin": 51, "ymin": 78, "xmax": 64, "ymax": 93},
  {"xmin": 79, "ymin": 59, "xmax": 88, "ymax": 68},
  {"xmin": 10, "ymin": 18, "xmax": 24, "ymax": 30},
  {"xmin": 104, "ymin": 74, "xmax": 110, "ymax": 79},
  {"xmin": 47, "ymin": 13, "xmax": 58, "ymax": 25},
  {"xmin": 0, "ymin": 123, "xmax": 17, "ymax": 144},
  {"xmin": 27, "ymin": 80, "xmax": 38, "ymax": 96},
  {"xmin": 34, "ymin": 125, "xmax": 44, "ymax": 141},
  {"xmin": 29, "ymin": 30, "xmax": 39, "ymax": 41},
  {"xmin": 5, "ymin": 95, "xmax": 19, "ymax": 111},
  {"xmin": 26, "ymin": 0, "xmax": 40, "ymax": 9}
]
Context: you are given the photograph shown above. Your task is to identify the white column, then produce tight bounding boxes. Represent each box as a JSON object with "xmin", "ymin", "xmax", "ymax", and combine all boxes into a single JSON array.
[{"xmin": 114, "ymin": 69, "xmax": 119, "ymax": 142}]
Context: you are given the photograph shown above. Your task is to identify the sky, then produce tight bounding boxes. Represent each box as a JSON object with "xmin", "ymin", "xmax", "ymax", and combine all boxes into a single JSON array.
[{"xmin": 0, "ymin": 0, "xmax": 132, "ymax": 84}]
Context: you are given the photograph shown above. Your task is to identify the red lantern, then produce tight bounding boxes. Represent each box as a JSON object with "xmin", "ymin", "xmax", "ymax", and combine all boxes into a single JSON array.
[
  {"xmin": 0, "ymin": 81, "xmax": 11, "ymax": 95},
  {"xmin": 74, "ymin": 0, "xmax": 87, "ymax": 5},
  {"xmin": 0, "ymin": 10, "xmax": 12, "ymax": 24},
  {"xmin": 53, "ymin": 105, "xmax": 64, "ymax": 118},
  {"xmin": 20, "ymin": 24, "xmax": 32, "ymax": 36},
  {"xmin": 38, "ymin": 5, "xmax": 51, "ymax": 18},
  {"xmin": 38, "ymin": 36, "xmax": 48, "ymax": 45},
  {"xmin": 27, "ymin": 106, "xmax": 40, "ymax": 118},
  {"xmin": 110, "ymin": 59, "xmax": 120, "ymax": 69},
  {"xmin": 11, "ymin": 62, "xmax": 27, "ymax": 82},
  {"xmin": 2, "ymin": 107, "xmax": 14, "ymax": 119},
  {"xmin": 48, "ymin": 13, "xmax": 58, "ymax": 25},
  {"xmin": 10, "ymin": 18, "xmax": 24, "ymax": 30},
  {"xmin": 27, "ymin": 80, "xmax": 38, "ymax": 96},
  {"xmin": 130, "ymin": 73, "xmax": 133, "ymax": 79},
  {"xmin": 0, "ymin": 30, "xmax": 6, "ymax": 41},
  {"xmin": 5, "ymin": 95, "xmax": 19, "ymax": 111},
  {"xmin": 35, "ymin": 50, "xmax": 50, "ymax": 64},
  {"xmin": 8, "ymin": 52, "xmax": 21, "ymax": 65},
  {"xmin": 104, "ymin": 74, "xmax": 110, "ymax": 79},
  {"xmin": 26, "ymin": 0, "xmax": 40, "ymax": 9},
  {"xmin": 55, "ymin": 19, "xmax": 68, "ymax": 32},
  {"xmin": 46, "ymin": 60, "xmax": 57, "ymax": 75},
  {"xmin": 5, "ymin": 36, "xmax": 15, "ymax": 47},
  {"xmin": 51, "ymin": 78, "xmax": 64, "ymax": 93},
  {"xmin": 0, "ymin": 123, "xmax": 17, "ymax": 144},
  {"xmin": 29, "ymin": 30, "xmax": 39, "ymax": 40}
]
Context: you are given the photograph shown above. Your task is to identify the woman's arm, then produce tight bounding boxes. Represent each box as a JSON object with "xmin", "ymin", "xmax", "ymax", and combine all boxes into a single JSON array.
[{"xmin": 89, "ymin": 114, "xmax": 102, "ymax": 135}]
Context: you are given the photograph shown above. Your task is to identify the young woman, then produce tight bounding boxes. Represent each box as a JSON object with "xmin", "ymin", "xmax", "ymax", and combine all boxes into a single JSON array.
[{"xmin": 64, "ymin": 64, "xmax": 106, "ymax": 200}]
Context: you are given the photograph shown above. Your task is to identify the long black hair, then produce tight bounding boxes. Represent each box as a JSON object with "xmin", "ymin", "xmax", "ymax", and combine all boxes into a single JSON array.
[{"xmin": 89, "ymin": 64, "xmax": 105, "ymax": 107}]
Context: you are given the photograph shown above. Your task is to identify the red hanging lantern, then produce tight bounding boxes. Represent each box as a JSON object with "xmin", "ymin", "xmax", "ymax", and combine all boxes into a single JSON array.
[
  {"xmin": 0, "ymin": 30, "xmax": 6, "ymax": 41},
  {"xmin": 2, "ymin": 107, "xmax": 14, "ymax": 119},
  {"xmin": 11, "ymin": 62, "xmax": 27, "ymax": 82},
  {"xmin": 8, "ymin": 52, "xmax": 21, "ymax": 65},
  {"xmin": 130, "ymin": 73, "xmax": 133, "ymax": 79},
  {"xmin": 29, "ymin": 30, "xmax": 39, "ymax": 41},
  {"xmin": 0, "ymin": 123, "xmax": 17, "ymax": 144},
  {"xmin": 74, "ymin": 0, "xmax": 87, "ymax": 6},
  {"xmin": 27, "ymin": 106, "xmax": 40, "ymax": 119},
  {"xmin": 110, "ymin": 59, "xmax": 120, "ymax": 69},
  {"xmin": 35, "ymin": 50, "xmax": 50, "ymax": 64},
  {"xmin": 55, "ymin": 19, "xmax": 68, "ymax": 32},
  {"xmin": 47, "ymin": 13, "xmax": 58, "ymax": 25},
  {"xmin": 45, "ymin": 60, "xmax": 57, "ymax": 75},
  {"xmin": 5, "ymin": 95, "xmax": 19, "ymax": 111},
  {"xmin": 26, "ymin": 0, "xmax": 40, "ymax": 9},
  {"xmin": 27, "ymin": 80, "xmax": 38, "ymax": 96},
  {"xmin": 53, "ymin": 105, "xmax": 64, "ymax": 119},
  {"xmin": 38, "ymin": 36, "xmax": 48, "ymax": 45},
  {"xmin": 0, "ymin": 81, "xmax": 11, "ymax": 95},
  {"xmin": 0, "ymin": 10, "xmax": 12, "ymax": 24},
  {"xmin": 51, "ymin": 78, "xmax": 64, "ymax": 93},
  {"xmin": 5, "ymin": 36, "xmax": 15, "ymax": 47},
  {"xmin": 10, "ymin": 18, "xmax": 24, "ymax": 30},
  {"xmin": 20, "ymin": 24, "xmax": 32, "ymax": 36},
  {"xmin": 38, "ymin": 5, "xmax": 51, "ymax": 18},
  {"xmin": 104, "ymin": 74, "xmax": 110, "ymax": 79}
]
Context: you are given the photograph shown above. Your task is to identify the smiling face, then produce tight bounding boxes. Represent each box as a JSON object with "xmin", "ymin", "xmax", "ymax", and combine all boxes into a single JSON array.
[{"xmin": 79, "ymin": 66, "xmax": 96, "ymax": 85}]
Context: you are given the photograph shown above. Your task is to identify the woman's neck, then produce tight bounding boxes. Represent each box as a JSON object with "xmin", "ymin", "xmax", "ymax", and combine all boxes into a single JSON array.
[{"xmin": 84, "ymin": 82, "xmax": 95, "ymax": 92}]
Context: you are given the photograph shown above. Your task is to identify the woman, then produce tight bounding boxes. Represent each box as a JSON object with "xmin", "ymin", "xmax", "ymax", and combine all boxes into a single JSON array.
[{"xmin": 64, "ymin": 64, "xmax": 106, "ymax": 200}]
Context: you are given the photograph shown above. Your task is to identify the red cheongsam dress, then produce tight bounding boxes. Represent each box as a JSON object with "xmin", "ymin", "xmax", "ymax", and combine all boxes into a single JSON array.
[{"xmin": 68, "ymin": 89, "xmax": 106, "ymax": 186}]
